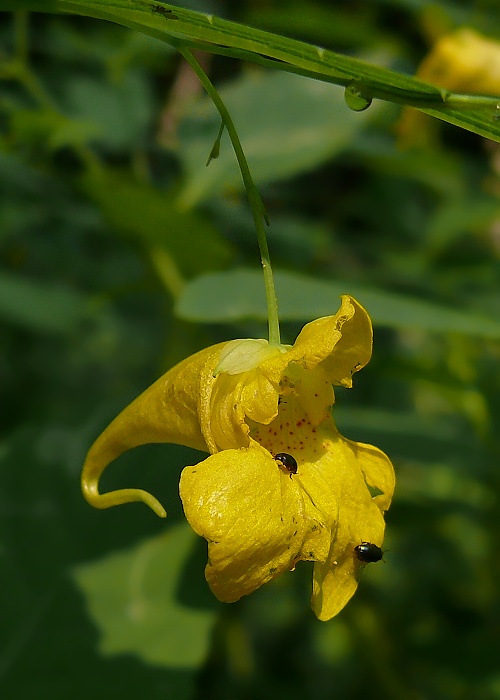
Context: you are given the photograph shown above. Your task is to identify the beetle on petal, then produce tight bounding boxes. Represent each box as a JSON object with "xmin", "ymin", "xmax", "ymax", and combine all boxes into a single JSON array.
[
  {"xmin": 274, "ymin": 452, "xmax": 298, "ymax": 476},
  {"xmin": 355, "ymin": 542, "xmax": 383, "ymax": 563}
]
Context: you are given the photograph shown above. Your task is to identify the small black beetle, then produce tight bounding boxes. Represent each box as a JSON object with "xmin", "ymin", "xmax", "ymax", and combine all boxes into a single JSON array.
[
  {"xmin": 354, "ymin": 542, "xmax": 383, "ymax": 563},
  {"xmin": 274, "ymin": 452, "xmax": 298, "ymax": 476}
]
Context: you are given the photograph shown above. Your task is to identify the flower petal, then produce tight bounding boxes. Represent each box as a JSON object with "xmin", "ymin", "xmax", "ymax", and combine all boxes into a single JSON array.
[
  {"xmin": 311, "ymin": 500, "xmax": 386, "ymax": 621},
  {"xmin": 81, "ymin": 343, "xmax": 225, "ymax": 517},
  {"xmin": 179, "ymin": 447, "xmax": 331, "ymax": 602},
  {"xmin": 316, "ymin": 297, "xmax": 373, "ymax": 387},
  {"xmin": 286, "ymin": 296, "xmax": 373, "ymax": 387},
  {"xmin": 346, "ymin": 439, "xmax": 396, "ymax": 512},
  {"xmin": 417, "ymin": 29, "xmax": 500, "ymax": 95},
  {"xmin": 207, "ymin": 362, "xmax": 280, "ymax": 451},
  {"xmin": 283, "ymin": 363, "xmax": 334, "ymax": 426},
  {"xmin": 203, "ymin": 373, "xmax": 250, "ymax": 452},
  {"xmin": 302, "ymin": 425, "xmax": 389, "ymax": 621}
]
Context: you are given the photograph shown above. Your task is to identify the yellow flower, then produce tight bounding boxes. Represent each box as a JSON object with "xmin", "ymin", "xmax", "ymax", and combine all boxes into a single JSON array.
[
  {"xmin": 397, "ymin": 28, "xmax": 500, "ymax": 148},
  {"xmin": 81, "ymin": 295, "xmax": 395, "ymax": 621},
  {"xmin": 414, "ymin": 28, "xmax": 500, "ymax": 95}
]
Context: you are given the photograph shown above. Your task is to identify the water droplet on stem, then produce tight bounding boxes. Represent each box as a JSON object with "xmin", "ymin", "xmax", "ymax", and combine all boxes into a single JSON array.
[{"xmin": 344, "ymin": 82, "xmax": 373, "ymax": 112}]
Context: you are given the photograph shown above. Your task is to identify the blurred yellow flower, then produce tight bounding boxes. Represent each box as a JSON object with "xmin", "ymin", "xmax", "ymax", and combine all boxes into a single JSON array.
[
  {"xmin": 81, "ymin": 295, "xmax": 394, "ymax": 620},
  {"xmin": 398, "ymin": 28, "xmax": 500, "ymax": 147}
]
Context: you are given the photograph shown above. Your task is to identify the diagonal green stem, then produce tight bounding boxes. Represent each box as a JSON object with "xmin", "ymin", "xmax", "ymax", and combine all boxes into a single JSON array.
[
  {"xmin": 179, "ymin": 47, "xmax": 281, "ymax": 346},
  {"xmin": 2, "ymin": 1, "xmax": 500, "ymax": 141}
]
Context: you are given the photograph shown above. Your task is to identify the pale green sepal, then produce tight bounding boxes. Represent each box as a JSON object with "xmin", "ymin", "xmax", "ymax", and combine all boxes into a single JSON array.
[{"xmin": 215, "ymin": 338, "xmax": 289, "ymax": 376}]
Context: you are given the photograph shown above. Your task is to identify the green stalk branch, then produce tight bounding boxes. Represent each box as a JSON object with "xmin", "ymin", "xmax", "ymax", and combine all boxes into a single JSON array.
[{"xmin": 179, "ymin": 48, "xmax": 281, "ymax": 345}]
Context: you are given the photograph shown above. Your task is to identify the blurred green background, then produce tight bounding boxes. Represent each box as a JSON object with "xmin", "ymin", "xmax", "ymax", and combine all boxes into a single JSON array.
[{"xmin": 1, "ymin": 1, "xmax": 500, "ymax": 698}]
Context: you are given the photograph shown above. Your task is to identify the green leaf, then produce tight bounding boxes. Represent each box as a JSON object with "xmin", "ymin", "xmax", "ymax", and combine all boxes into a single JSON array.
[
  {"xmin": 0, "ymin": 427, "xmax": 202, "ymax": 699},
  {"xmin": 0, "ymin": 270, "xmax": 85, "ymax": 334},
  {"xmin": 9, "ymin": 107, "xmax": 100, "ymax": 150},
  {"xmin": 425, "ymin": 196, "xmax": 500, "ymax": 256},
  {"xmin": 82, "ymin": 168, "xmax": 234, "ymax": 276},
  {"xmin": 73, "ymin": 523, "xmax": 217, "ymax": 669},
  {"xmin": 175, "ymin": 267, "xmax": 500, "ymax": 339},
  {"xmin": 2, "ymin": 1, "xmax": 500, "ymax": 141},
  {"xmin": 177, "ymin": 70, "xmax": 379, "ymax": 207},
  {"xmin": 63, "ymin": 71, "xmax": 153, "ymax": 150}
]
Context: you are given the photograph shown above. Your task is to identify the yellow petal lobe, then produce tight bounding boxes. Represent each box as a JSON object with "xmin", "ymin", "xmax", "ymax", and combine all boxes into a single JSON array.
[
  {"xmin": 287, "ymin": 296, "xmax": 373, "ymax": 387},
  {"xmin": 347, "ymin": 439, "xmax": 396, "ymax": 513},
  {"xmin": 308, "ymin": 429, "xmax": 389, "ymax": 620},
  {"xmin": 179, "ymin": 447, "xmax": 331, "ymax": 602}
]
